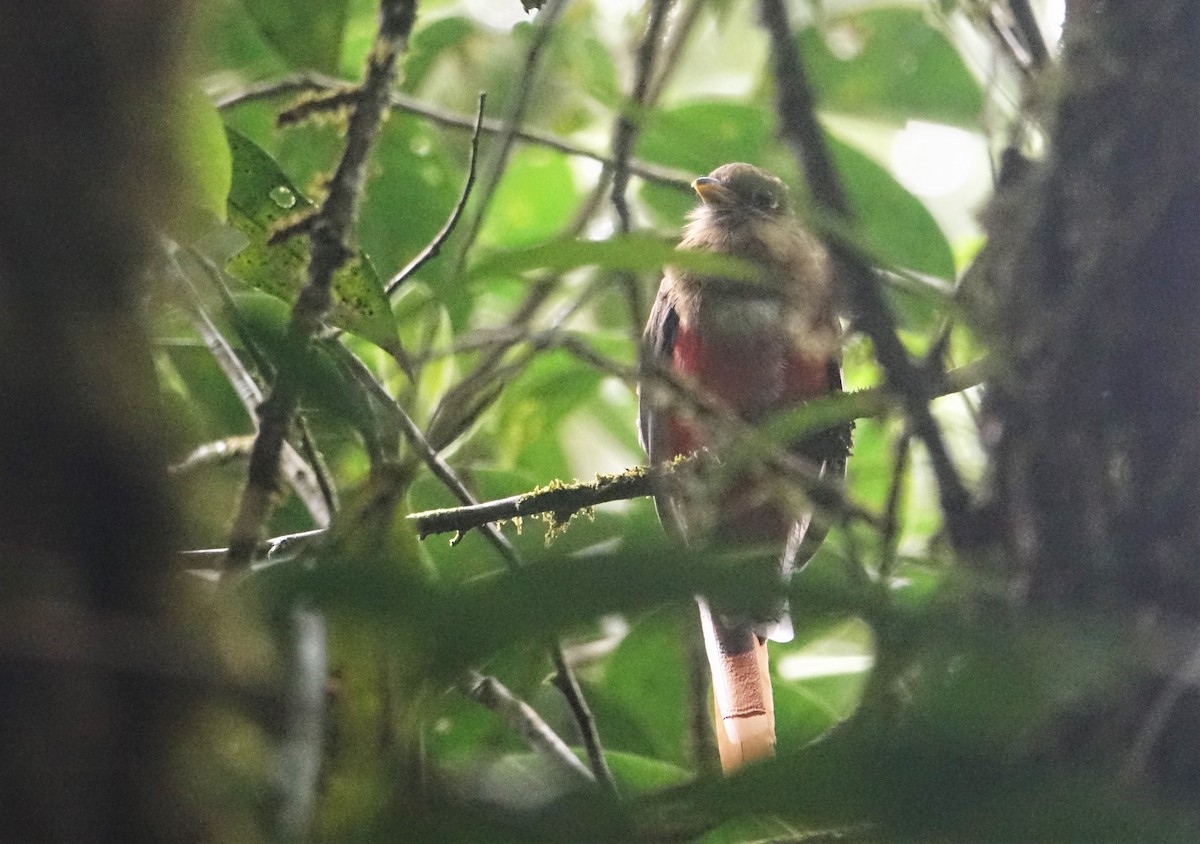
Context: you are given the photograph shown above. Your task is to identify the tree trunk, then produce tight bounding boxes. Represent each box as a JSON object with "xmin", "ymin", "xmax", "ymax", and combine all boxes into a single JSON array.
[
  {"xmin": 980, "ymin": 0, "xmax": 1200, "ymax": 793},
  {"xmin": 0, "ymin": 2, "xmax": 207, "ymax": 838}
]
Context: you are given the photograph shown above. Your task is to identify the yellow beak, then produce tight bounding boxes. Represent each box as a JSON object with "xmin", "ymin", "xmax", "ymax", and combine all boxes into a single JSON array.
[{"xmin": 692, "ymin": 176, "xmax": 733, "ymax": 205}]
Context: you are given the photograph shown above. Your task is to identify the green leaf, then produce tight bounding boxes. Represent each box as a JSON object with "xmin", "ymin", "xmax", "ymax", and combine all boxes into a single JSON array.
[
  {"xmin": 637, "ymin": 102, "xmax": 773, "ymax": 175},
  {"xmin": 238, "ymin": 0, "xmax": 349, "ymax": 73},
  {"xmin": 353, "ymin": 115, "xmax": 459, "ymax": 307},
  {"xmin": 223, "ymin": 127, "xmax": 399, "ymax": 349},
  {"xmin": 602, "ymin": 612, "xmax": 691, "ymax": 767},
  {"xmin": 227, "ymin": 292, "xmax": 378, "ymax": 437},
  {"xmin": 636, "ymin": 102, "xmax": 773, "ymax": 226},
  {"xmin": 829, "ymin": 133, "xmax": 955, "ymax": 280},
  {"xmin": 175, "ymin": 86, "xmax": 232, "ymax": 225},
  {"xmin": 799, "ymin": 6, "xmax": 983, "ymax": 128},
  {"xmin": 403, "ymin": 16, "xmax": 479, "ymax": 93},
  {"xmin": 604, "ymin": 750, "xmax": 691, "ymax": 792},
  {"xmin": 479, "ymin": 147, "xmax": 578, "ymax": 249}
]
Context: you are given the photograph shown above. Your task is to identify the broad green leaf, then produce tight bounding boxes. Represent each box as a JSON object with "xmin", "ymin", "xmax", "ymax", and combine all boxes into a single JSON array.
[
  {"xmin": 636, "ymin": 102, "xmax": 773, "ymax": 226},
  {"xmin": 604, "ymin": 750, "xmax": 691, "ymax": 792},
  {"xmin": 480, "ymin": 147, "xmax": 578, "ymax": 248},
  {"xmin": 176, "ymin": 86, "xmax": 232, "ymax": 225},
  {"xmin": 228, "ymin": 291, "xmax": 378, "ymax": 437},
  {"xmin": 223, "ymin": 127, "xmax": 399, "ymax": 349},
  {"xmin": 602, "ymin": 612, "xmax": 691, "ymax": 767},
  {"xmin": 403, "ymin": 16, "xmax": 480, "ymax": 93},
  {"xmin": 492, "ymin": 348, "xmax": 604, "ymax": 480},
  {"xmin": 637, "ymin": 102, "xmax": 773, "ymax": 175},
  {"xmin": 192, "ymin": 0, "xmax": 288, "ymax": 79},
  {"xmin": 354, "ymin": 115, "xmax": 459, "ymax": 286},
  {"xmin": 800, "ymin": 7, "xmax": 983, "ymax": 128},
  {"xmin": 829, "ymin": 133, "xmax": 955, "ymax": 280},
  {"xmin": 238, "ymin": 0, "xmax": 349, "ymax": 73}
]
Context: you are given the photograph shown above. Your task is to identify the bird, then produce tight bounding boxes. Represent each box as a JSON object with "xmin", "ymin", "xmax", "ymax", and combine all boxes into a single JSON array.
[{"xmin": 638, "ymin": 162, "xmax": 848, "ymax": 773}]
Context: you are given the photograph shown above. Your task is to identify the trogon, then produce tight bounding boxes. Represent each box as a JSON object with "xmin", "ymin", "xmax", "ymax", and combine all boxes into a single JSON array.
[{"xmin": 638, "ymin": 162, "xmax": 848, "ymax": 772}]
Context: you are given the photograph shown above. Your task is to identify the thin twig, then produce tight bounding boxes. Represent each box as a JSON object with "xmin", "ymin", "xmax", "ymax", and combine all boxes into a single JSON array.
[
  {"xmin": 215, "ymin": 73, "xmax": 694, "ymax": 191},
  {"xmin": 644, "ymin": 0, "xmax": 705, "ymax": 106},
  {"xmin": 562, "ymin": 0, "xmax": 699, "ymax": 243},
  {"xmin": 385, "ymin": 93, "xmax": 487, "ymax": 296},
  {"xmin": 1008, "ymin": 0, "xmax": 1051, "ymax": 71},
  {"xmin": 462, "ymin": 670, "xmax": 595, "ymax": 785},
  {"xmin": 759, "ymin": 0, "xmax": 975, "ymax": 547},
  {"xmin": 1124, "ymin": 634, "xmax": 1200, "ymax": 783},
  {"xmin": 611, "ymin": 0, "xmax": 672, "ymax": 235},
  {"xmin": 168, "ymin": 436, "xmax": 255, "ymax": 475},
  {"xmin": 326, "ymin": 334, "xmax": 620, "ymax": 793},
  {"xmin": 878, "ymin": 428, "xmax": 912, "ymax": 582},
  {"xmin": 223, "ymin": 0, "xmax": 418, "ymax": 572},
  {"xmin": 610, "ymin": 0, "xmax": 673, "ymax": 329},
  {"xmin": 164, "ymin": 242, "xmax": 334, "ymax": 526},
  {"xmin": 451, "ymin": 0, "xmax": 571, "ymax": 274}
]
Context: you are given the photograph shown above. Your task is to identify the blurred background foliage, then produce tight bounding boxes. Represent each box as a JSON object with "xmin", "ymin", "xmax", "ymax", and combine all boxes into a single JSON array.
[{"xmin": 141, "ymin": 0, "xmax": 1200, "ymax": 840}]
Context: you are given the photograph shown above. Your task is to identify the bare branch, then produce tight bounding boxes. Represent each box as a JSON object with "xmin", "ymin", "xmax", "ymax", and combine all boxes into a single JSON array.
[
  {"xmin": 1009, "ymin": 0, "xmax": 1051, "ymax": 71},
  {"xmin": 610, "ymin": 0, "xmax": 672, "ymax": 235},
  {"xmin": 385, "ymin": 93, "xmax": 487, "ymax": 296},
  {"xmin": 759, "ymin": 0, "xmax": 976, "ymax": 546},
  {"xmin": 168, "ymin": 436, "xmax": 255, "ymax": 475},
  {"xmin": 461, "ymin": 670, "xmax": 595, "ymax": 785},
  {"xmin": 163, "ymin": 242, "xmax": 334, "ymax": 525},
  {"xmin": 450, "ymin": 0, "xmax": 571, "ymax": 271},
  {"xmin": 411, "ymin": 467, "xmax": 655, "ymax": 539},
  {"xmin": 215, "ymin": 73, "xmax": 694, "ymax": 191},
  {"xmin": 223, "ymin": 0, "xmax": 418, "ymax": 572}
]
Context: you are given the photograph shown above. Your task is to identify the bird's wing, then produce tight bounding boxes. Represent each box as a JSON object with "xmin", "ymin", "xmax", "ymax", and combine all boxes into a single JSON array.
[
  {"xmin": 639, "ymin": 283, "xmax": 690, "ymax": 538},
  {"xmin": 637, "ymin": 282, "xmax": 679, "ymax": 465},
  {"xmin": 784, "ymin": 357, "xmax": 850, "ymax": 574}
]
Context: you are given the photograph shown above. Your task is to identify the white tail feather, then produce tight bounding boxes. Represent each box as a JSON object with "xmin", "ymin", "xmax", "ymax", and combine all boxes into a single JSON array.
[{"xmin": 698, "ymin": 599, "xmax": 776, "ymax": 772}]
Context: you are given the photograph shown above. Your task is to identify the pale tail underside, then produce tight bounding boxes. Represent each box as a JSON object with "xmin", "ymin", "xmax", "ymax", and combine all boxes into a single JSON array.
[{"xmin": 698, "ymin": 598, "xmax": 776, "ymax": 772}]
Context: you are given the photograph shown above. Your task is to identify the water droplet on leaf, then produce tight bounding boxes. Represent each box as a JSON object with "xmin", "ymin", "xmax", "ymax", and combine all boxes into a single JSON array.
[{"xmin": 269, "ymin": 185, "xmax": 296, "ymax": 208}]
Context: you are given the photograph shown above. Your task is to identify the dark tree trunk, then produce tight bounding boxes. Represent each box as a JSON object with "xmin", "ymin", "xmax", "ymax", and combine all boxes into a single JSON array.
[
  {"xmin": 980, "ymin": 0, "xmax": 1200, "ymax": 794},
  {"xmin": 0, "ymin": 1, "xmax": 207, "ymax": 839}
]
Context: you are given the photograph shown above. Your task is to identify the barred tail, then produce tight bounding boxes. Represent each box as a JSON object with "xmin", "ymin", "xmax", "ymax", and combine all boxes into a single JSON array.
[{"xmin": 698, "ymin": 598, "xmax": 776, "ymax": 773}]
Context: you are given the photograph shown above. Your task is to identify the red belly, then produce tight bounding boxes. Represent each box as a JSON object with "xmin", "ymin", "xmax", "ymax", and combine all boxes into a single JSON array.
[
  {"xmin": 666, "ymin": 321, "xmax": 830, "ymax": 541},
  {"xmin": 667, "ymin": 322, "xmax": 828, "ymax": 452}
]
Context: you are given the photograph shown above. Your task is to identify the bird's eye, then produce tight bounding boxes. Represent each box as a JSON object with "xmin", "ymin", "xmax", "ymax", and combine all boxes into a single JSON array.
[{"xmin": 752, "ymin": 189, "xmax": 778, "ymax": 210}]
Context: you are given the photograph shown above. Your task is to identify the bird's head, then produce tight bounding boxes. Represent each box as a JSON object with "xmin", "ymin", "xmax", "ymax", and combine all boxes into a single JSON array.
[
  {"xmin": 680, "ymin": 163, "xmax": 816, "ymax": 288},
  {"xmin": 689, "ymin": 163, "xmax": 791, "ymax": 228}
]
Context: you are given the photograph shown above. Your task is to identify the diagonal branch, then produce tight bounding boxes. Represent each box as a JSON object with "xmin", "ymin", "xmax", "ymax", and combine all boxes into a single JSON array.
[
  {"xmin": 758, "ymin": 0, "xmax": 975, "ymax": 546},
  {"xmin": 222, "ymin": 0, "xmax": 418, "ymax": 572},
  {"xmin": 163, "ymin": 241, "xmax": 334, "ymax": 525},
  {"xmin": 385, "ymin": 93, "xmax": 487, "ymax": 296},
  {"xmin": 461, "ymin": 670, "xmax": 595, "ymax": 784},
  {"xmin": 610, "ymin": 0, "xmax": 672, "ymax": 236},
  {"xmin": 215, "ymin": 73, "xmax": 694, "ymax": 191},
  {"xmin": 450, "ymin": 0, "xmax": 570, "ymax": 274}
]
